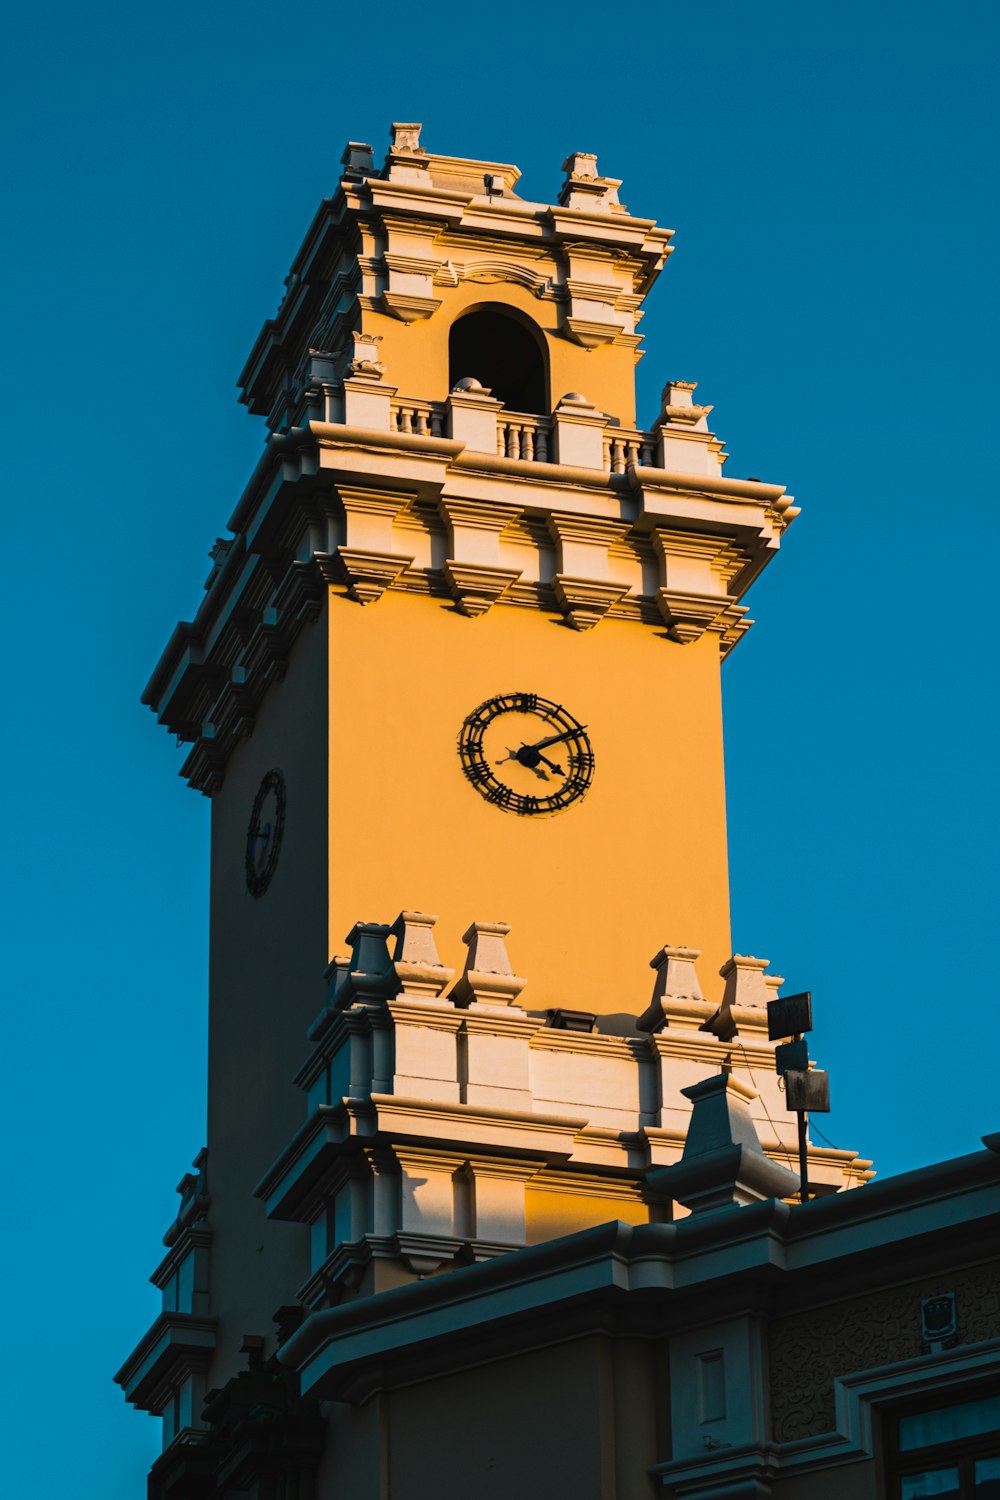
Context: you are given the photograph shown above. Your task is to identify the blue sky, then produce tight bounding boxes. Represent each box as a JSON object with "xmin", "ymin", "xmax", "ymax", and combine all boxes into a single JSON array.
[{"xmin": 2, "ymin": 3, "xmax": 997, "ymax": 1494}]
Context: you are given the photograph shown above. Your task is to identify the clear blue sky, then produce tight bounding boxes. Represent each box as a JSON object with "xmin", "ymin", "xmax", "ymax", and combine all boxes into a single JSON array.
[{"xmin": 2, "ymin": 3, "xmax": 997, "ymax": 1494}]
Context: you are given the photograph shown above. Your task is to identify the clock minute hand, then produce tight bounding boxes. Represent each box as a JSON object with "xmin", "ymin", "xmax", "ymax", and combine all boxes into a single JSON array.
[{"xmin": 527, "ymin": 725, "xmax": 586, "ymax": 753}]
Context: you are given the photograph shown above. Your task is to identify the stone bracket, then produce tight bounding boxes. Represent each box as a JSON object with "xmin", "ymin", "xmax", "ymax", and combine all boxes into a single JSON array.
[
  {"xmin": 443, "ymin": 562, "xmax": 522, "ymax": 616},
  {"xmin": 552, "ymin": 576, "xmax": 630, "ymax": 631},
  {"xmin": 317, "ymin": 548, "xmax": 414, "ymax": 605},
  {"xmin": 656, "ymin": 587, "xmax": 734, "ymax": 644},
  {"xmin": 381, "ymin": 292, "xmax": 442, "ymax": 323}
]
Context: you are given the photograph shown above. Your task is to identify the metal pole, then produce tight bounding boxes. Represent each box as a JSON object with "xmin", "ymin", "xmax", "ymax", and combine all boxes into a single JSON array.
[{"xmin": 797, "ymin": 1109, "xmax": 810, "ymax": 1204}]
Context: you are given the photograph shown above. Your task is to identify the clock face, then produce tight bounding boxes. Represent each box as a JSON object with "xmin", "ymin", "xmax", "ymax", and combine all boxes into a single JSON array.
[
  {"xmin": 458, "ymin": 693, "xmax": 594, "ymax": 815},
  {"xmin": 245, "ymin": 768, "xmax": 286, "ymax": 897}
]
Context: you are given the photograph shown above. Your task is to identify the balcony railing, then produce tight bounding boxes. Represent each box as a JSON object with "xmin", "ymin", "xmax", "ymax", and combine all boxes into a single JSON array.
[
  {"xmin": 604, "ymin": 428, "xmax": 656, "ymax": 472},
  {"xmin": 497, "ymin": 412, "xmax": 552, "ymax": 462},
  {"xmin": 391, "ymin": 399, "xmax": 445, "ymax": 437},
  {"xmin": 389, "ymin": 397, "xmax": 657, "ymax": 471}
]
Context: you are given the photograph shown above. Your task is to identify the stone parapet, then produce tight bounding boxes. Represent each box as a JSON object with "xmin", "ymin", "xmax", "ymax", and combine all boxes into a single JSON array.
[{"xmin": 253, "ymin": 918, "xmax": 872, "ymax": 1306}]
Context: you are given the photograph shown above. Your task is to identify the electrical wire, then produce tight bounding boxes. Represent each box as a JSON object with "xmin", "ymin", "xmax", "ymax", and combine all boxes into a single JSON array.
[
  {"xmin": 736, "ymin": 1039, "xmax": 845, "ymax": 1155},
  {"xmin": 732, "ymin": 1040, "xmax": 798, "ymax": 1169}
]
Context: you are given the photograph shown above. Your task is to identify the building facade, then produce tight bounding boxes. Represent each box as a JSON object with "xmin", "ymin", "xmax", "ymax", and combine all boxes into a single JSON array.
[{"xmin": 117, "ymin": 126, "xmax": 1000, "ymax": 1499}]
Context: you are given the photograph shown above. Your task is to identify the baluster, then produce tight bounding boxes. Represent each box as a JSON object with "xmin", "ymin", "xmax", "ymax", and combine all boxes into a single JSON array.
[
  {"xmin": 625, "ymin": 440, "xmax": 639, "ymax": 468},
  {"xmin": 509, "ymin": 425, "xmax": 522, "ymax": 461},
  {"xmin": 414, "ymin": 410, "xmax": 428, "ymax": 436},
  {"xmin": 497, "ymin": 421, "xmax": 507, "ymax": 456},
  {"xmin": 611, "ymin": 439, "xmax": 626, "ymax": 474},
  {"xmin": 522, "ymin": 425, "xmax": 534, "ymax": 462},
  {"xmin": 603, "ymin": 436, "xmax": 613, "ymax": 471},
  {"xmin": 535, "ymin": 426, "xmax": 549, "ymax": 463},
  {"xmin": 641, "ymin": 441, "xmax": 654, "ymax": 467},
  {"xmin": 430, "ymin": 410, "xmax": 444, "ymax": 438},
  {"xmin": 400, "ymin": 407, "xmax": 413, "ymax": 435}
]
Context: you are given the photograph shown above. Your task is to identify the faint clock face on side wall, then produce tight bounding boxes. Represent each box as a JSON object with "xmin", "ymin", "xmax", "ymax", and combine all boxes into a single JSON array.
[
  {"xmin": 245, "ymin": 768, "xmax": 286, "ymax": 896},
  {"xmin": 458, "ymin": 693, "xmax": 594, "ymax": 815}
]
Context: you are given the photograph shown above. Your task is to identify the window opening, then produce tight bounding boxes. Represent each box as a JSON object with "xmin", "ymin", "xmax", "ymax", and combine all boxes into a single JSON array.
[{"xmin": 448, "ymin": 308, "xmax": 547, "ymax": 415}]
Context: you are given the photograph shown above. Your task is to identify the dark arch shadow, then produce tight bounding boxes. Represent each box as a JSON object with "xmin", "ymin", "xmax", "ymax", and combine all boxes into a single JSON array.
[{"xmin": 448, "ymin": 304, "xmax": 548, "ymax": 415}]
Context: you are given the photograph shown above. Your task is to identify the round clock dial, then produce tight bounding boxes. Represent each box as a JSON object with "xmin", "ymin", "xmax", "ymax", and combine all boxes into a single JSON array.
[
  {"xmin": 245, "ymin": 768, "xmax": 286, "ymax": 897},
  {"xmin": 458, "ymin": 693, "xmax": 594, "ymax": 815}
]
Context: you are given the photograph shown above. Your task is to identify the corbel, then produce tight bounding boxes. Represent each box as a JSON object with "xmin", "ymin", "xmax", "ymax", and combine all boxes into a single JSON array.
[
  {"xmin": 317, "ymin": 548, "xmax": 414, "ymax": 605},
  {"xmin": 438, "ymin": 497, "xmax": 523, "ymax": 616},
  {"xmin": 318, "ymin": 486, "xmax": 416, "ymax": 604},
  {"xmin": 649, "ymin": 528, "xmax": 745, "ymax": 643},
  {"xmin": 546, "ymin": 511, "xmax": 631, "ymax": 630}
]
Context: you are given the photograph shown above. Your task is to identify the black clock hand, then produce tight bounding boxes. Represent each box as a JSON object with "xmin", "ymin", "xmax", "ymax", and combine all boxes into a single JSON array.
[
  {"xmin": 535, "ymin": 750, "xmax": 565, "ymax": 775},
  {"xmin": 525, "ymin": 725, "xmax": 585, "ymax": 753}
]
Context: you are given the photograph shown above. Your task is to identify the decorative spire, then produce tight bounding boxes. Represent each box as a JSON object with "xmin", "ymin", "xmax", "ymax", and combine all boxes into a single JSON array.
[
  {"xmin": 450, "ymin": 921, "xmax": 527, "ymax": 1008},
  {"xmin": 389, "ymin": 911, "xmax": 454, "ymax": 999},
  {"xmin": 638, "ymin": 944, "xmax": 704, "ymax": 1033},
  {"xmin": 703, "ymin": 954, "xmax": 775, "ymax": 1040}
]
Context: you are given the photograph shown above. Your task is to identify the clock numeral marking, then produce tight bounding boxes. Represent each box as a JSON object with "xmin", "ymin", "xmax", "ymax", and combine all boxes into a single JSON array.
[{"xmin": 459, "ymin": 692, "xmax": 594, "ymax": 816}]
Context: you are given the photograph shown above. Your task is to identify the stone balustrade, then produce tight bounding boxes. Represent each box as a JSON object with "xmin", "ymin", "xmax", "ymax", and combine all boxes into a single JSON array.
[
  {"xmin": 496, "ymin": 411, "xmax": 551, "ymax": 462},
  {"xmin": 389, "ymin": 398, "xmax": 444, "ymax": 437},
  {"xmin": 604, "ymin": 427, "xmax": 655, "ymax": 472},
  {"xmin": 370, "ymin": 381, "xmax": 726, "ymax": 479}
]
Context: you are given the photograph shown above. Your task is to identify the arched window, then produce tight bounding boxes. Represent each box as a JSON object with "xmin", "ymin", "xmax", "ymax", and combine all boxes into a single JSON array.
[{"xmin": 448, "ymin": 306, "xmax": 548, "ymax": 415}]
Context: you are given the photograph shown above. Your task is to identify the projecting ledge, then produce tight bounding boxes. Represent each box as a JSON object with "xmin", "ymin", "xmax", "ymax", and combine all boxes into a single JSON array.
[{"xmin": 115, "ymin": 1313, "xmax": 217, "ymax": 1411}]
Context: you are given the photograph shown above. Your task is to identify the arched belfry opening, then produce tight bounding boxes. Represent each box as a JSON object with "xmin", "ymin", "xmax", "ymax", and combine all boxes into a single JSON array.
[{"xmin": 448, "ymin": 306, "xmax": 548, "ymax": 415}]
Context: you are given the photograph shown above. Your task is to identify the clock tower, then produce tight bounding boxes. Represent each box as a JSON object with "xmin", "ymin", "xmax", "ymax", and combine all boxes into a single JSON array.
[{"xmin": 118, "ymin": 126, "xmax": 871, "ymax": 1474}]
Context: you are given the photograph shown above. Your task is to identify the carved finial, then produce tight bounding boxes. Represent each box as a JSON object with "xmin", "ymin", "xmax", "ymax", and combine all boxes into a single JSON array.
[
  {"xmin": 562, "ymin": 150, "xmax": 599, "ymax": 180},
  {"xmin": 390, "ymin": 122, "xmax": 423, "ymax": 152},
  {"xmin": 656, "ymin": 380, "xmax": 713, "ymax": 427},
  {"xmin": 702, "ymin": 954, "xmax": 776, "ymax": 1041},
  {"xmin": 720, "ymin": 954, "xmax": 772, "ymax": 1010},
  {"xmin": 385, "ymin": 123, "xmax": 431, "ymax": 185},
  {"xmin": 451, "ymin": 921, "xmax": 527, "ymax": 1009},
  {"xmin": 389, "ymin": 911, "xmax": 454, "ymax": 999},
  {"xmin": 558, "ymin": 152, "xmax": 625, "ymax": 213},
  {"xmin": 348, "ymin": 330, "xmax": 385, "ymax": 380},
  {"xmin": 638, "ymin": 945, "xmax": 704, "ymax": 1033}
]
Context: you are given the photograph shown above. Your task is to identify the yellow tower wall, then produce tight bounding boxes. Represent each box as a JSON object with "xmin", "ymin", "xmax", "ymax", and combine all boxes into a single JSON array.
[
  {"xmin": 206, "ymin": 620, "xmax": 328, "ymax": 1384},
  {"xmin": 327, "ymin": 591, "xmax": 731, "ymax": 1011}
]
